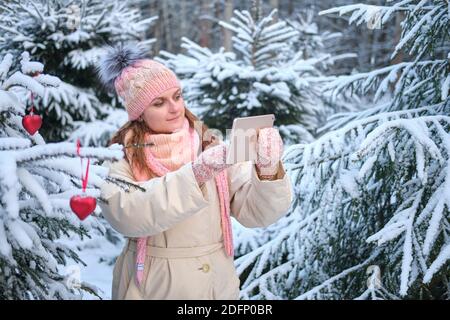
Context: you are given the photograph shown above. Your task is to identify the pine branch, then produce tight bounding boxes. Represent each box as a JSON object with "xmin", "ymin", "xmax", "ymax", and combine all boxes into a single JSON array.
[
  {"xmin": 105, "ymin": 176, "xmax": 146, "ymax": 192},
  {"xmin": 296, "ymin": 248, "xmax": 382, "ymax": 300},
  {"xmin": 14, "ymin": 143, "xmax": 123, "ymax": 164}
]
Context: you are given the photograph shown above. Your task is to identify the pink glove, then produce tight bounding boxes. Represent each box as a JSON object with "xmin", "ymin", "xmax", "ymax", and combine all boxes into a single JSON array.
[
  {"xmin": 192, "ymin": 143, "xmax": 232, "ymax": 185},
  {"xmin": 255, "ymin": 127, "xmax": 284, "ymax": 176}
]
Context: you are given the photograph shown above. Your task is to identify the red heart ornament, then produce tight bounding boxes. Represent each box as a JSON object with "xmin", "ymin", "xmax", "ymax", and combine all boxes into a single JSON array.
[
  {"xmin": 22, "ymin": 114, "xmax": 42, "ymax": 135},
  {"xmin": 70, "ymin": 195, "xmax": 96, "ymax": 220}
]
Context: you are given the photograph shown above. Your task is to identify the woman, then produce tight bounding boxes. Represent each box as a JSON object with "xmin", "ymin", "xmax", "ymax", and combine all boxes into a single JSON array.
[{"xmin": 97, "ymin": 45, "xmax": 293, "ymax": 300}]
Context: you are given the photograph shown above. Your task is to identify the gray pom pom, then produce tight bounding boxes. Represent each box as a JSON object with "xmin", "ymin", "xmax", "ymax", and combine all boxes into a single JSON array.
[{"xmin": 97, "ymin": 43, "xmax": 147, "ymax": 92}]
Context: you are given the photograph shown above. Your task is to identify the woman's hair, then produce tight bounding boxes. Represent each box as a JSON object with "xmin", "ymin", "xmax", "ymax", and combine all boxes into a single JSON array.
[{"xmin": 107, "ymin": 107, "xmax": 219, "ymax": 178}]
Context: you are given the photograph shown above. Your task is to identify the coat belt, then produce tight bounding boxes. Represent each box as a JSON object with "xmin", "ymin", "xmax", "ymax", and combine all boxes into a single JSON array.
[{"xmin": 126, "ymin": 239, "xmax": 224, "ymax": 259}]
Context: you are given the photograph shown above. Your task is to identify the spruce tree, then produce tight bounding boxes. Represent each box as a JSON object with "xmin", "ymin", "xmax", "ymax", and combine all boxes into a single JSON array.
[
  {"xmin": 158, "ymin": 7, "xmax": 345, "ymax": 144},
  {"xmin": 235, "ymin": 0, "xmax": 450, "ymax": 299},
  {"xmin": 0, "ymin": 52, "xmax": 123, "ymax": 299},
  {"xmin": 0, "ymin": 0, "xmax": 156, "ymax": 143}
]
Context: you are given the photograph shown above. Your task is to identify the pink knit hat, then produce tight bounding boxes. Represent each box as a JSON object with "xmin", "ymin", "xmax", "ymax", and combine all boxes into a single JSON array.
[{"xmin": 98, "ymin": 44, "xmax": 181, "ymax": 121}]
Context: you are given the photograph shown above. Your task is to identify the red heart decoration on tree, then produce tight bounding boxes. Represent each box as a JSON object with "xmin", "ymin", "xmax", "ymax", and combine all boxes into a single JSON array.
[
  {"xmin": 22, "ymin": 114, "xmax": 42, "ymax": 135},
  {"xmin": 70, "ymin": 195, "xmax": 96, "ymax": 220}
]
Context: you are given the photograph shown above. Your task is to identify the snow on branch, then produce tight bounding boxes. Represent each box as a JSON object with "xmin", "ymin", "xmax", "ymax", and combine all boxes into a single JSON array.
[{"xmin": 319, "ymin": 2, "xmax": 411, "ymax": 27}]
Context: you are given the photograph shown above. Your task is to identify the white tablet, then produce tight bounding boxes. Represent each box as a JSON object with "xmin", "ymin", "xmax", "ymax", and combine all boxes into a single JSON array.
[{"xmin": 226, "ymin": 114, "xmax": 275, "ymax": 164}]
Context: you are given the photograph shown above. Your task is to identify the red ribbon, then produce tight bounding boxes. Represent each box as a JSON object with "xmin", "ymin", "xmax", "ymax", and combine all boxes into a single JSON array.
[
  {"xmin": 76, "ymin": 139, "xmax": 90, "ymax": 193},
  {"xmin": 30, "ymin": 92, "xmax": 35, "ymax": 114}
]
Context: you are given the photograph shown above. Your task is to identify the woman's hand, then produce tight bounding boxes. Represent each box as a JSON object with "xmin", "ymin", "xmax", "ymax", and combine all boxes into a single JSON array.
[
  {"xmin": 255, "ymin": 127, "xmax": 284, "ymax": 178},
  {"xmin": 192, "ymin": 143, "xmax": 232, "ymax": 185}
]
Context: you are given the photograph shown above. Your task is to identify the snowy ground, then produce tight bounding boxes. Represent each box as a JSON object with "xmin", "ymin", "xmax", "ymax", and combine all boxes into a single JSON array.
[{"xmin": 59, "ymin": 230, "xmax": 125, "ymax": 300}]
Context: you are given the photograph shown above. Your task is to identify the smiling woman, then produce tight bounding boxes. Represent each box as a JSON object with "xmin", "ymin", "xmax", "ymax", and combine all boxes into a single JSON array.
[{"xmin": 139, "ymin": 87, "xmax": 186, "ymax": 134}]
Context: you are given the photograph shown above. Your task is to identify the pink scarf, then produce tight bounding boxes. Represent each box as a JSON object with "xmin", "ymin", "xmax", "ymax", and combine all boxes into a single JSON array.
[{"xmin": 125, "ymin": 117, "xmax": 233, "ymax": 287}]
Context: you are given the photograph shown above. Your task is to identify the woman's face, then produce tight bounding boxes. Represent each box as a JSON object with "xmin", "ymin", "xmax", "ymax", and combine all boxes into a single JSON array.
[{"xmin": 140, "ymin": 87, "xmax": 186, "ymax": 133}]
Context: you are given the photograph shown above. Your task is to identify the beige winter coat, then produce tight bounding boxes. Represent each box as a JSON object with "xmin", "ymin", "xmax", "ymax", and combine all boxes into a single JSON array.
[{"xmin": 99, "ymin": 157, "xmax": 293, "ymax": 300}]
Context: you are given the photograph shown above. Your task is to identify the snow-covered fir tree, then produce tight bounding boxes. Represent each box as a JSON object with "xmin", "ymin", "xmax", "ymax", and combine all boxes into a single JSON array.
[
  {"xmin": 283, "ymin": 8, "xmax": 360, "ymax": 140},
  {"xmin": 286, "ymin": 9, "xmax": 343, "ymax": 64},
  {"xmin": 234, "ymin": 0, "xmax": 450, "ymax": 299},
  {"xmin": 158, "ymin": 7, "xmax": 350, "ymax": 144},
  {"xmin": 0, "ymin": 0, "xmax": 156, "ymax": 143},
  {"xmin": 0, "ymin": 52, "xmax": 123, "ymax": 299}
]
